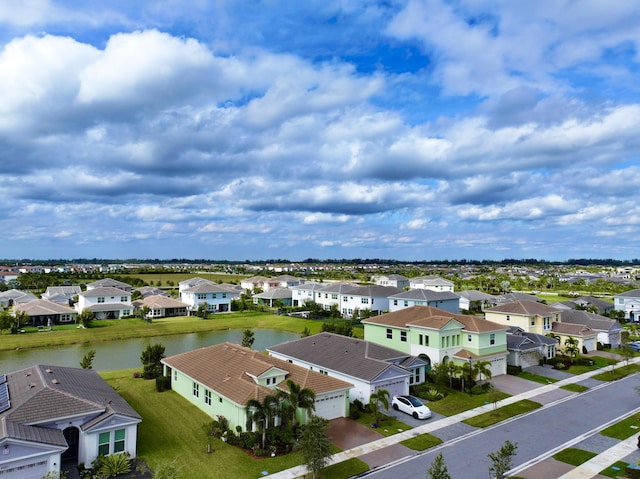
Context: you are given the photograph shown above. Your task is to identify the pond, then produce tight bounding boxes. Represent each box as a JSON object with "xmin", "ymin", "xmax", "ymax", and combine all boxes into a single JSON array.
[{"xmin": 0, "ymin": 329, "xmax": 300, "ymax": 372}]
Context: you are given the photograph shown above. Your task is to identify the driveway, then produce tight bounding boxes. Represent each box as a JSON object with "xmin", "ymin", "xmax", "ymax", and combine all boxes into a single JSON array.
[{"xmin": 326, "ymin": 417, "xmax": 413, "ymax": 469}]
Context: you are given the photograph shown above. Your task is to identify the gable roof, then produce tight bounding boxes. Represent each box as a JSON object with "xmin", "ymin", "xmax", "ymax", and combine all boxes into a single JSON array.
[
  {"xmin": 363, "ymin": 306, "xmax": 507, "ymax": 333},
  {"xmin": 182, "ymin": 281, "xmax": 236, "ymax": 294},
  {"xmin": 485, "ymin": 300, "xmax": 559, "ymax": 316},
  {"xmin": 551, "ymin": 322, "xmax": 596, "ymax": 337},
  {"xmin": 162, "ymin": 343, "xmax": 352, "ymax": 406},
  {"xmin": 410, "ymin": 276, "xmax": 454, "ymax": 286},
  {"xmin": 389, "ymin": 289, "xmax": 459, "ymax": 301},
  {"xmin": 456, "ymin": 290, "xmax": 497, "ymax": 301},
  {"xmin": 315, "ymin": 282, "xmax": 358, "ymax": 294},
  {"xmin": 42, "ymin": 286, "xmax": 82, "ymax": 298},
  {"xmin": 341, "ymin": 285, "xmax": 402, "ymax": 297},
  {"xmin": 560, "ymin": 310, "xmax": 622, "ymax": 332},
  {"xmin": 80, "ymin": 286, "xmax": 131, "ymax": 298},
  {"xmin": 268, "ymin": 333, "xmax": 416, "ymax": 382},
  {"xmin": 86, "ymin": 278, "xmax": 131, "ymax": 290},
  {"xmin": 253, "ymin": 288, "xmax": 292, "ymax": 299},
  {"xmin": 615, "ymin": 288, "xmax": 640, "ymax": 298},
  {"xmin": 2, "ymin": 365, "xmax": 140, "ymax": 444},
  {"xmin": 134, "ymin": 295, "xmax": 189, "ymax": 309},
  {"xmin": 0, "ymin": 289, "xmax": 38, "ymax": 304}
]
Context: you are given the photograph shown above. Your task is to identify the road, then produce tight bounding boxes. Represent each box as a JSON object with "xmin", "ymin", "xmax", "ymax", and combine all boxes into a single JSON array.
[{"xmin": 364, "ymin": 373, "xmax": 640, "ymax": 479}]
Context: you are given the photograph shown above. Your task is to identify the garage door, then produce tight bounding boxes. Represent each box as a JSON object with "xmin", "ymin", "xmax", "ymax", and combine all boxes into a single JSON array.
[
  {"xmin": 0, "ymin": 460, "xmax": 49, "ymax": 478},
  {"xmin": 374, "ymin": 379, "xmax": 406, "ymax": 399},
  {"xmin": 314, "ymin": 393, "xmax": 345, "ymax": 420}
]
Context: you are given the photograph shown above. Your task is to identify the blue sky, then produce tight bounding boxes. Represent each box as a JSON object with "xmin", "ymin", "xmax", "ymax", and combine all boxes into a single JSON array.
[{"xmin": 1, "ymin": 0, "xmax": 639, "ymax": 261}]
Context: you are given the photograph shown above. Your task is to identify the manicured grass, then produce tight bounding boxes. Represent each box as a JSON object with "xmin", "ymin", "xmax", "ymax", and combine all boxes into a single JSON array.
[
  {"xmin": 354, "ymin": 412, "xmax": 412, "ymax": 436},
  {"xmin": 462, "ymin": 399, "xmax": 542, "ymax": 428},
  {"xmin": 125, "ymin": 272, "xmax": 249, "ymax": 287},
  {"xmin": 516, "ymin": 371, "xmax": 558, "ymax": 385},
  {"xmin": 400, "ymin": 433, "xmax": 442, "ymax": 451},
  {"xmin": 560, "ymin": 383, "xmax": 589, "ymax": 393},
  {"xmin": 425, "ymin": 388, "xmax": 510, "ymax": 417},
  {"xmin": 567, "ymin": 356, "xmax": 617, "ymax": 375},
  {"xmin": 600, "ymin": 414, "xmax": 640, "ymax": 440},
  {"xmin": 552, "ymin": 447, "xmax": 597, "ymax": 466},
  {"xmin": 101, "ymin": 369, "xmax": 307, "ymax": 479},
  {"xmin": 0, "ymin": 312, "xmax": 336, "ymax": 352},
  {"xmin": 592, "ymin": 363, "xmax": 640, "ymax": 381},
  {"xmin": 317, "ymin": 458, "xmax": 369, "ymax": 478},
  {"xmin": 600, "ymin": 461, "xmax": 631, "ymax": 478}
]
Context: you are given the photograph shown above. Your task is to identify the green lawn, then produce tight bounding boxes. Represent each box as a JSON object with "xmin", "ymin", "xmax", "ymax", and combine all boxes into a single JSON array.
[
  {"xmin": 0, "ymin": 312, "xmax": 339, "ymax": 352},
  {"xmin": 516, "ymin": 371, "xmax": 558, "ymax": 385},
  {"xmin": 567, "ymin": 356, "xmax": 617, "ymax": 375},
  {"xmin": 560, "ymin": 383, "xmax": 589, "ymax": 393},
  {"xmin": 354, "ymin": 412, "xmax": 412, "ymax": 436},
  {"xmin": 102, "ymin": 369, "xmax": 310, "ymax": 479},
  {"xmin": 592, "ymin": 363, "xmax": 640, "ymax": 381},
  {"xmin": 600, "ymin": 461, "xmax": 632, "ymax": 478},
  {"xmin": 400, "ymin": 433, "xmax": 442, "ymax": 451},
  {"xmin": 600, "ymin": 414, "xmax": 640, "ymax": 440},
  {"xmin": 462, "ymin": 399, "xmax": 542, "ymax": 428},
  {"xmin": 424, "ymin": 387, "xmax": 510, "ymax": 417},
  {"xmin": 552, "ymin": 447, "xmax": 597, "ymax": 466},
  {"xmin": 318, "ymin": 458, "xmax": 369, "ymax": 478}
]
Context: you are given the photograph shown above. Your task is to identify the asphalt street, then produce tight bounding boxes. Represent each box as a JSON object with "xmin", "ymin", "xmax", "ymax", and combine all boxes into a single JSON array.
[{"xmin": 363, "ymin": 373, "xmax": 640, "ymax": 479}]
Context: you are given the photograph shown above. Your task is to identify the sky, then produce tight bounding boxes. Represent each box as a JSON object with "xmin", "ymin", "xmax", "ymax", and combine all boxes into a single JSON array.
[{"xmin": 1, "ymin": 0, "xmax": 639, "ymax": 262}]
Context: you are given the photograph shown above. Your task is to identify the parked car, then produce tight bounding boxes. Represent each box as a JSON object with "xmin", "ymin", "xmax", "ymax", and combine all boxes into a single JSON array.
[
  {"xmin": 625, "ymin": 341, "xmax": 640, "ymax": 352},
  {"xmin": 392, "ymin": 395, "xmax": 432, "ymax": 419}
]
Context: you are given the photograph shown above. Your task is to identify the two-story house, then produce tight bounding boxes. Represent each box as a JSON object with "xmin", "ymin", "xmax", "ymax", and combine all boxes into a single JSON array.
[
  {"xmin": 314, "ymin": 283, "xmax": 358, "ymax": 311},
  {"xmin": 388, "ymin": 289, "xmax": 460, "ymax": 313},
  {"xmin": 180, "ymin": 280, "xmax": 240, "ymax": 313},
  {"xmin": 339, "ymin": 285, "xmax": 402, "ymax": 318},
  {"xmin": 614, "ymin": 289, "xmax": 640, "ymax": 321},
  {"xmin": 76, "ymin": 286, "xmax": 132, "ymax": 319},
  {"xmin": 371, "ymin": 274, "xmax": 410, "ymax": 289},
  {"xmin": 408, "ymin": 276, "xmax": 454, "ymax": 292},
  {"xmin": 484, "ymin": 300, "xmax": 561, "ymax": 335},
  {"xmin": 362, "ymin": 306, "xmax": 508, "ymax": 378},
  {"xmin": 290, "ymin": 282, "xmax": 324, "ymax": 306}
]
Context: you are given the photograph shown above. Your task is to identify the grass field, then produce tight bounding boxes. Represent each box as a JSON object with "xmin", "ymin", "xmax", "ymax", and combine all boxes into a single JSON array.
[
  {"xmin": 0, "ymin": 312, "xmax": 338, "ymax": 352},
  {"xmin": 122, "ymin": 272, "xmax": 250, "ymax": 287}
]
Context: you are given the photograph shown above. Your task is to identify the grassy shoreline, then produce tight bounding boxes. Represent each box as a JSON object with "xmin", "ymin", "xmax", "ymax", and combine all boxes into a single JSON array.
[{"xmin": 0, "ymin": 312, "xmax": 345, "ymax": 352}]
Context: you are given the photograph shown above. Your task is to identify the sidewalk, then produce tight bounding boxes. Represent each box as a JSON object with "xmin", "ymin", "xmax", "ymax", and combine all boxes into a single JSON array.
[{"xmin": 267, "ymin": 356, "xmax": 640, "ymax": 478}]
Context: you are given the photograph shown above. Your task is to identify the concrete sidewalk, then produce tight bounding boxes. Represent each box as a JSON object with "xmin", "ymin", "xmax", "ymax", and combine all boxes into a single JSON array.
[
  {"xmin": 267, "ymin": 356, "xmax": 640, "ymax": 478},
  {"xmin": 557, "ymin": 435, "xmax": 639, "ymax": 479}
]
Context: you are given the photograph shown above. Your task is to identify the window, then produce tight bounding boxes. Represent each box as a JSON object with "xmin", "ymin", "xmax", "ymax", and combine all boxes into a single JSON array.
[
  {"xmin": 197, "ymin": 293, "xmax": 206, "ymax": 300},
  {"xmin": 98, "ymin": 432, "xmax": 110, "ymax": 456},
  {"xmin": 386, "ymin": 328, "xmax": 392, "ymax": 339},
  {"xmin": 114, "ymin": 429, "xmax": 125, "ymax": 453},
  {"xmin": 331, "ymin": 293, "xmax": 338, "ymax": 300},
  {"xmin": 205, "ymin": 389, "xmax": 212, "ymax": 405},
  {"xmin": 531, "ymin": 318, "xmax": 535, "ymax": 326},
  {"xmin": 193, "ymin": 382, "xmax": 199, "ymax": 398},
  {"xmin": 400, "ymin": 331, "xmax": 407, "ymax": 342},
  {"xmin": 120, "ymin": 296, "xmax": 127, "ymax": 302},
  {"xmin": 490, "ymin": 333, "xmax": 495, "ymax": 345},
  {"xmin": 97, "ymin": 297, "xmax": 105, "ymax": 303},
  {"xmin": 419, "ymin": 334, "xmax": 423, "ymax": 345},
  {"xmin": 425, "ymin": 335, "xmax": 429, "ymax": 346},
  {"xmin": 343, "ymin": 296, "xmax": 348, "ymax": 302},
  {"xmin": 404, "ymin": 300, "xmax": 409, "ymax": 307},
  {"xmin": 361, "ymin": 298, "xmax": 369, "ymax": 304},
  {"xmin": 173, "ymin": 370, "xmax": 178, "ymax": 381},
  {"xmin": 393, "ymin": 299, "xmax": 398, "ymax": 306},
  {"xmin": 467, "ymin": 334, "xmax": 472, "ymax": 342},
  {"xmin": 222, "ymin": 293, "xmax": 227, "ymax": 298},
  {"xmin": 506, "ymin": 315, "xmax": 510, "ymax": 321},
  {"xmin": 212, "ymin": 293, "xmax": 217, "ymax": 299},
  {"xmin": 543, "ymin": 317, "xmax": 551, "ymax": 330}
]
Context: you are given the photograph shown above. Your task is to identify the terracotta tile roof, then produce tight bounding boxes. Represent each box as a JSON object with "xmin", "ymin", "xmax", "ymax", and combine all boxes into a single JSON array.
[
  {"xmin": 136, "ymin": 295, "xmax": 189, "ymax": 309},
  {"xmin": 162, "ymin": 343, "xmax": 352, "ymax": 406},
  {"xmin": 551, "ymin": 322, "xmax": 596, "ymax": 337},
  {"xmin": 13, "ymin": 299, "xmax": 76, "ymax": 316},
  {"xmin": 363, "ymin": 306, "xmax": 507, "ymax": 333}
]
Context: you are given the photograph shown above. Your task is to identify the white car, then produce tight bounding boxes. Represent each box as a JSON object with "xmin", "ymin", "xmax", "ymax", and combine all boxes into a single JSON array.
[{"xmin": 392, "ymin": 395, "xmax": 432, "ymax": 419}]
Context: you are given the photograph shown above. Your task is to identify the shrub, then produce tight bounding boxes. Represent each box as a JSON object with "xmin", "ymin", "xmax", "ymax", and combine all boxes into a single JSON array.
[
  {"xmin": 353, "ymin": 399, "xmax": 365, "ymax": 411},
  {"xmin": 155, "ymin": 376, "xmax": 171, "ymax": 392},
  {"xmin": 507, "ymin": 365, "xmax": 522, "ymax": 375},
  {"xmin": 132, "ymin": 371, "xmax": 141, "ymax": 378},
  {"xmin": 421, "ymin": 388, "xmax": 445, "ymax": 401},
  {"xmin": 96, "ymin": 452, "xmax": 131, "ymax": 478},
  {"xmin": 349, "ymin": 403, "xmax": 361, "ymax": 420}
]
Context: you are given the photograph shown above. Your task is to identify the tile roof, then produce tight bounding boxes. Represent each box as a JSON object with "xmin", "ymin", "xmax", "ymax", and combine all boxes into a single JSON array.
[
  {"xmin": 315, "ymin": 282, "xmax": 358, "ymax": 294},
  {"xmin": 341, "ymin": 285, "xmax": 402, "ymax": 297},
  {"xmin": 389, "ymin": 289, "xmax": 460, "ymax": 301},
  {"xmin": 135, "ymin": 295, "xmax": 189, "ymax": 309},
  {"xmin": 162, "ymin": 343, "xmax": 352, "ymax": 406},
  {"xmin": 13, "ymin": 299, "xmax": 76, "ymax": 316},
  {"xmin": 1, "ymin": 365, "xmax": 140, "ymax": 444},
  {"xmin": 363, "ymin": 306, "xmax": 507, "ymax": 333},
  {"xmin": 253, "ymin": 288, "xmax": 292, "ymax": 299},
  {"xmin": 267, "ymin": 333, "xmax": 413, "ymax": 381},
  {"xmin": 616, "ymin": 288, "xmax": 640, "ymax": 298},
  {"xmin": 551, "ymin": 322, "xmax": 596, "ymax": 336},
  {"xmin": 560, "ymin": 310, "xmax": 622, "ymax": 332},
  {"xmin": 183, "ymin": 282, "xmax": 236, "ymax": 294},
  {"xmin": 87, "ymin": 278, "xmax": 132, "ymax": 290},
  {"xmin": 485, "ymin": 300, "xmax": 559, "ymax": 316},
  {"xmin": 80, "ymin": 286, "xmax": 131, "ymax": 297}
]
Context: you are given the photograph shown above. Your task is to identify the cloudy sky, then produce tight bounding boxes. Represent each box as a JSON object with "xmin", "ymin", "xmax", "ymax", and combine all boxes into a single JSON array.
[{"xmin": 1, "ymin": 1, "xmax": 639, "ymax": 262}]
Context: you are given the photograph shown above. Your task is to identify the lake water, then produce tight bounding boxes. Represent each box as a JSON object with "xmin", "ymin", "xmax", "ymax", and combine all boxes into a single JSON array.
[{"xmin": 0, "ymin": 329, "xmax": 300, "ymax": 372}]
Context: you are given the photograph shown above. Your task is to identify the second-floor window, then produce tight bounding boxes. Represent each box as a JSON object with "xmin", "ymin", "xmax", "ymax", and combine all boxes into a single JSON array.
[
  {"xmin": 120, "ymin": 296, "xmax": 127, "ymax": 302},
  {"xmin": 97, "ymin": 297, "xmax": 105, "ymax": 303},
  {"xmin": 386, "ymin": 328, "xmax": 392, "ymax": 339},
  {"xmin": 543, "ymin": 317, "xmax": 551, "ymax": 330},
  {"xmin": 361, "ymin": 298, "xmax": 369, "ymax": 304},
  {"xmin": 400, "ymin": 331, "xmax": 407, "ymax": 342},
  {"xmin": 197, "ymin": 293, "xmax": 206, "ymax": 300},
  {"xmin": 193, "ymin": 382, "xmax": 199, "ymax": 398},
  {"xmin": 205, "ymin": 389, "xmax": 211, "ymax": 405},
  {"xmin": 490, "ymin": 333, "xmax": 495, "ymax": 345}
]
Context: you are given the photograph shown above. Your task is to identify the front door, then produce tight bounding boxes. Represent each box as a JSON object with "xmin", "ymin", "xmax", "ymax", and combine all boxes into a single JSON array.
[{"xmin": 62, "ymin": 426, "xmax": 79, "ymax": 464}]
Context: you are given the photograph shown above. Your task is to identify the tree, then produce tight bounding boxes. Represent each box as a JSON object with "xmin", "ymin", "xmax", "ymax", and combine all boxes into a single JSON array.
[
  {"xmin": 427, "ymin": 452, "xmax": 451, "ymax": 479},
  {"xmin": 76, "ymin": 308, "xmax": 94, "ymax": 328},
  {"xmin": 196, "ymin": 303, "xmax": 209, "ymax": 319},
  {"xmin": 283, "ymin": 379, "xmax": 315, "ymax": 432},
  {"xmin": 13, "ymin": 310, "xmax": 30, "ymax": 331},
  {"xmin": 246, "ymin": 394, "xmax": 280, "ymax": 449},
  {"xmin": 0, "ymin": 310, "xmax": 12, "ymax": 335},
  {"xmin": 298, "ymin": 415, "xmax": 332, "ymax": 479},
  {"xmin": 140, "ymin": 343, "xmax": 166, "ymax": 379},
  {"xmin": 301, "ymin": 327, "xmax": 311, "ymax": 337},
  {"xmin": 488, "ymin": 440, "xmax": 518, "ymax": 479},
  {"xmin": 80, "ymin": 349, "xmax": 96, "ymax": 369},
  {"xmin": 369, "ymin": 389, "xmax": 390, "ymax": 425},
  {"xmin": 241, "ymin": 329, "xmax": 255, "ymax": 348},
  {"xmin": 473, "ymin": 359, "xmax": 493, "ymax": 383},
  {"xmin": 564, "ymin": 336, "xmax": 580, "ymax": 358}
]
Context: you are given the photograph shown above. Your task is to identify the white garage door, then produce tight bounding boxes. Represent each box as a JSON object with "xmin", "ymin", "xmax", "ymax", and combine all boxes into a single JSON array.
[
  {"xmin": 583, "ymin": 338, "xmax": 596, "ymax": 352},
  {"xmin": 0, "ymin": 460, "xmax": 49, "ymax": 478},
  {"xmin": 374, "ymin": 379, "xmax": 406, "ymax": 399},
  {"xmin": 314, "ymin": 393, "xmax": 346, "ymax": 420}
]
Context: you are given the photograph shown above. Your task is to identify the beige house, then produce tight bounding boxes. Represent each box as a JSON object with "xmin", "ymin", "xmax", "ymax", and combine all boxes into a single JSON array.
[
  {"xmin": 484, "ymin": 300, "xmax": 562, "ymax": 336},
  {"xmin": 550, "ymin": 322, "xmax": 598, "ymax": 354}
]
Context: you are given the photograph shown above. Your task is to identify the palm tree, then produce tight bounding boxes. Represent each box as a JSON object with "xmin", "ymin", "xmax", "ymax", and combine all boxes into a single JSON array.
[
  {"xmin": 473, "ymin": 360, "xmax": 493, "ymax": 382},
  {"xmin": 446, "ymin": 362, "xmax": 459, "ymax": 388},
  {"xmin": 246, "ymin": 394, "xmax": 280, "ymax": 449},
  {"xmin": 283, "ymin": 379, "xmax": 315, "ymax": 432},
  {"xmin": 369, "ymin": 389, "xmax": 390, "ymax": 425},
  {"xmin": 564, "ymin": 336, "xmax": 580, "ymax": 358}
]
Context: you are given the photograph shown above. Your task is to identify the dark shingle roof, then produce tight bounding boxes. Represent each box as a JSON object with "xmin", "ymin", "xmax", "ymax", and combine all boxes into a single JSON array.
[
  {"xmin": 389, "ymin": 289, "xmax": 459, "ymax": 301},
  {"xmin": 560, "ymin": 310, "xmax": 622, "ymax": 332}
]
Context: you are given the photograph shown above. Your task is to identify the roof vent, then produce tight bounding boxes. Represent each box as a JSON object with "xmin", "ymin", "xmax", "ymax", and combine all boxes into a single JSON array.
[
  {"xmin": 45, "ymin": 368, "xmax": 53, "ymax": 374},
  {"xmin": 29, "ymin": 383, "xmax": 36, "ymax": 389},
  {"xmin": 52, "ymin": 379, "xmax": 59, "ymax": 384}
]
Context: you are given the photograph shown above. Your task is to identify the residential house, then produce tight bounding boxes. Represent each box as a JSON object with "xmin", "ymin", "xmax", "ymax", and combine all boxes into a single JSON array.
[
  {"xmin": 554, "ymin": 296, "xmax": 614, "ymax": 316},
  {"xmin": 86, "ymin": 278, "xmax": 133, "ymax": 293},
  {"xmin": 388, "ymin": 289, "xmax": 460, "ymax": 314},
  {"xmin": 0, "ymin": 289, "xmax": 37, "ymax": 309},
  {"xmin": 0, "ymin": 365, "xmax": 141, "ymax": 478},
  {"xmin": 408, "ymin": 276, "xmax": 454, "ymax": 292},
  {"xmin": 133, "ymin": 295, "xmax": 189, "ymax": 319},
  {"xmin": 550, "ymin": 322, "xmax": 598, "ymax": 354},
  {"xmin": 268, "ymin": 333, "xmax": 425, "ymax": 404},
  {"xmin": 161, "ymin": 343, "xmax": 352, "ymax": 432},
  {"xmin": 135, "ymin": 286, "xmax": 168, "ymax": 299},
  {"xmin": 269, "ymin": 275, "xmax": 304, "ymax": 290},
  {"xmin": 290, "ymin": 282, "xmax": 324, "ymax": 307},
  {"xmin": 41, "ymin": 286, "xmax": 82, "ymax": 306},
  {"xmin": 614, "ymin": 289, "xmax": 640, "ymax": 321},
  {"xmin": 484, "ymin": 300, "xmax": 562, "ymax": 335},
  {"xmin": 240, "ymin": 276, "xmax": 270, "ymax": 292},
  {"xmin": 339, "ymin": 285, "xmax": 402, "ymax": 318},
  {"xmin": 362, "ymin": 306, "xmax": 508, "ymax": 378},
  {"xmin": 314, "ymin": 283, "xmax": 357, "ymax": 312},
  {"xmin": 252, "ymin": 288, "xmax": 293, "ymax": 307},
  {"xmin": 180, "ymin": 280, "xmax": 239, "ymax": 313},
  {"xmin": 560, "ymin": 309, "xmax": 623, "ymax": 348},
  {"xmin": 76, "ymin": 287, "xmax": 133, "ymax": 319},
  {"xmin": 506, "ymin": 327, "xmax": 557, "ymax": 369},
  {"xmin": 456, "ymin": 290, "xmax": 497, "ymax": 312},
  {"xmin": 494, "ymin": 292, "xmax": 542, "ymax": 304},
  {"xmin": 13, "ymin": 299, "xmax": 77, "ymax": 327},
  {"xmin": 371, "ymin": 274, "xmax": 410, "ymax": 289}
]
